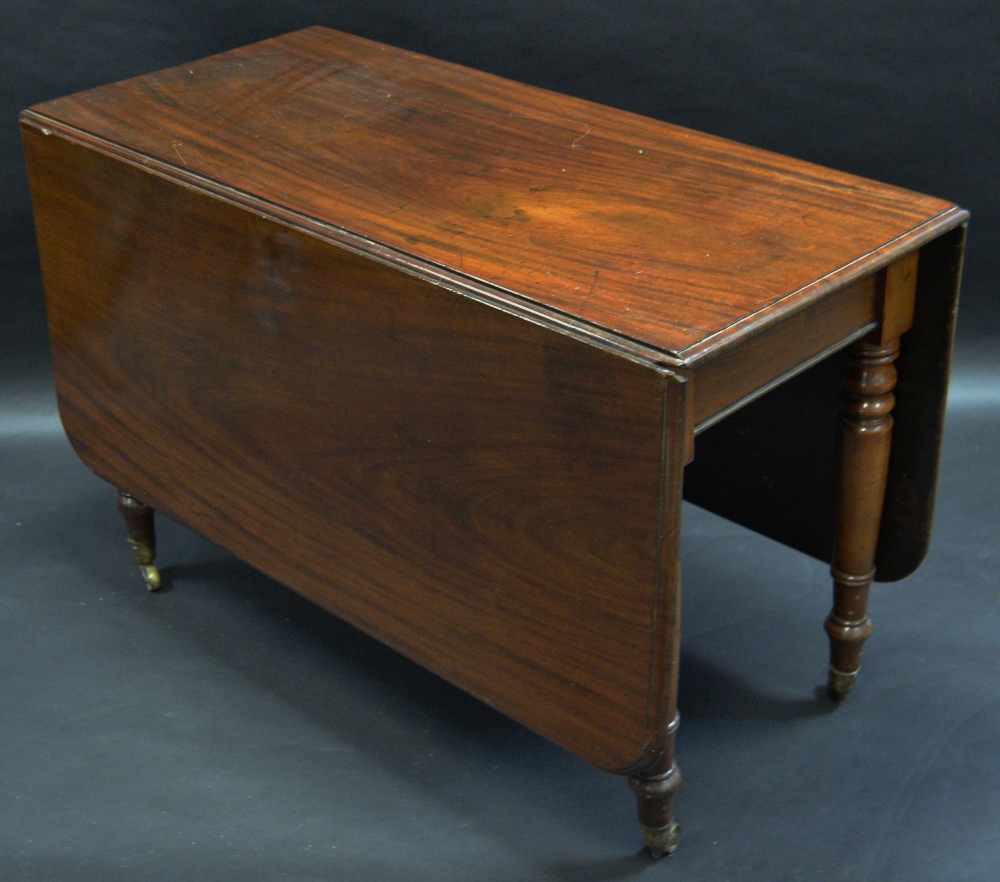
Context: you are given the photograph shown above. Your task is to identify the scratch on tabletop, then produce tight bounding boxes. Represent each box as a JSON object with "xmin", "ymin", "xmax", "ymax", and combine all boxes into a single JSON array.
[
  {"xmin": 571, "ymin": 125, "xmax": 591, "ymax": 149},
  {"xmin": 582, "ymin": 270, "xmax": 600, "ymax": 307}
]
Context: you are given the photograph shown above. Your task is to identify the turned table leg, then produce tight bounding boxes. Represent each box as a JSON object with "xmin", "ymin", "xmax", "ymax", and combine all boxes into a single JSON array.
[
  {"xmin": 628, "ymin": 712, "xmax": 682, "ymax": 857},
  {"xmin": 825, "ymin": 337, "xmax": 899, "ymax": 701},
  {"xmin": 115, "ymin": 490, "xmax": 161, "ymax": 591}
]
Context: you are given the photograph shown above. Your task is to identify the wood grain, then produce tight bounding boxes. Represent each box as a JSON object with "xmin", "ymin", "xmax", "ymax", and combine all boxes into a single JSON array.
[
  {"xmin": 683, "ymin": 229, "xmax": 965, "ymax": 581},
  {"xmin": 692, "ymin": 274, "xmax": 879, "ymax": 429},
  {"xmin": 23, "ymin": 26, "xmax": 964, "ymax": 361},
  {"xmin": 24, "ymin": 125, "xmax": 687, "ymax": 773},
  {"xmin": 826, "ymin": 337, "xmax": 900, "ymax": 699},
  {"xmin": 874, "ymin": 225, "xmax": 966, "ymax": 579},
  {"xmin": 21, "ymin": 26, "xmax": 970, "ymax": 854}
]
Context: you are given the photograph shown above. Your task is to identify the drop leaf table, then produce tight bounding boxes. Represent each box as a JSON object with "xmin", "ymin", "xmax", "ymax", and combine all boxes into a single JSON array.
[{"xmin": 22, "ymin": 26, "xmax": 967, "ymax": 857}]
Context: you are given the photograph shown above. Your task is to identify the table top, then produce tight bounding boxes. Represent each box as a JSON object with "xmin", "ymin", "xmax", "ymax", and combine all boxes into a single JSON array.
[{"xmin": 23, "ymin": 26, "xmax": 966, "ymax": 363}]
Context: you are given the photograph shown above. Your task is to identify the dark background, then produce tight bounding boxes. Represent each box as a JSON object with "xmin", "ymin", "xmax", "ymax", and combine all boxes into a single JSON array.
[{"xmin": 2, "ymin": 2, "xmax": 997, "ymax": 880}]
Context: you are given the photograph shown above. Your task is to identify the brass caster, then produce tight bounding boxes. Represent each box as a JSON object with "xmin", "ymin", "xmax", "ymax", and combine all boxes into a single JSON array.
[
  {"xmin": 140, "ymin": 564, "xmax": 162, "ymax": 592},
  {"xmin": 642, "ymin": 821, "xmax": 680, "ymax": 858},
  {"xmin": 827, "ymin": 667, "xmax": 858, "ymax": 703}
]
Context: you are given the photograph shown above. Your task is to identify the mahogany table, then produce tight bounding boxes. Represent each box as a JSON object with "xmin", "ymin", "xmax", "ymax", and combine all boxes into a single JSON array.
[{"xmin": 22, "ymin": 27, "xmax": 967, "ymax": 857}]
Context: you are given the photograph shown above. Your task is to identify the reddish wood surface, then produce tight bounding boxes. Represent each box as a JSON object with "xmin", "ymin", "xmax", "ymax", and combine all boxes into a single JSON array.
[
  {"xmin": 114, "ymin": 491, "xmax": 155, "ymax": 563},
  {"xmin": 826, "ymin": 337, "xmax": 901, "ymax": 699},
  {"xmin": 24, "ymin": 126, "xmax": 687, "ymax": 773},
  {"xmin": 875, "ymin": 226, "xmax": 966, "ymax": 579},
  {"xmin": 23, "ymin": 25, "xmax": 963, "ymax": 363},
  {"xmin": 692, "ymin": 274, "xmax": 879, "ymax": 429},
  {"xmin": 21, "ymin": 26, "xmax": 971, "ymax": 855},
  {"xmin": 682, "ymin": 230, "xmax": 965, "ymax": 580},
  {"xmin": 881, "ymin": 251, "xmax": 919, "ymax": 343},
  {"xmin": 629, "ymin": 713, "xmax": 682, "ymax": 856}
]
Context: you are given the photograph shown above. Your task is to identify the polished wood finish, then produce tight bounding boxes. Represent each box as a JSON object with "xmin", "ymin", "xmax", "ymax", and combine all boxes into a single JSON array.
[
  {"xmin": 692, "ymin": 274, "xmax": 879, "ymax": 430},
  {"xmin": 629, "ymin": 713, "xmax": 682, "ymax": 857},
  {"xmin": 826, "ymin": 340, "xmax": 899, "ymax": 701},
  {"xmin": 21, "ymin": 26, "xmax": 967, "ymax": 856},
  {"xmin": 23, "ymin": 25, "xmax": 962, "ymax": 364},
  {"xmin": 25, "ymin": 125, "xmax": 686, "ymax": 773},
  {"xmin": 826, "ymin": 338, "xmax": 901, "ymax": 699},
  {"xmin": 880, "ymin": 251, "xmax": 919, "ymax": 344},
  {"xmin": 683, "ymin": 227, "xmax": 965, "ymax": 581},
  {"xmin": 876, "ymin": 225, "xmax": 966, "ymax": 579},
  {"xmin": 23, "ymin": 25, "xmax": 969, "ymax": 576}
]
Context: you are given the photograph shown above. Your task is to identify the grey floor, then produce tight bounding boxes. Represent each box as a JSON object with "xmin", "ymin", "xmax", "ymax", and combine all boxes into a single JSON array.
[{"xmin": 2, "ymin": 324, "xmax": 999, "ymax": 881}]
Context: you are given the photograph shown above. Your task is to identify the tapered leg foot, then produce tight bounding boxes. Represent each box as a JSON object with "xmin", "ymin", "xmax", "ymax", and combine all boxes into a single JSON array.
[
  {"xmin": 115, "ymin": 490, "xmax": 161, "ymax": 591},
  {"xmin": 628, "ymin": 714, "xmax": 681, "ymax": 858},
  {"xmin": 826, "ymin": 337, "xmax": 898, "ymax": 700},
  {"xmin": 825, "ymin": 567, "xmax": 874, "ymax": 702}
]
